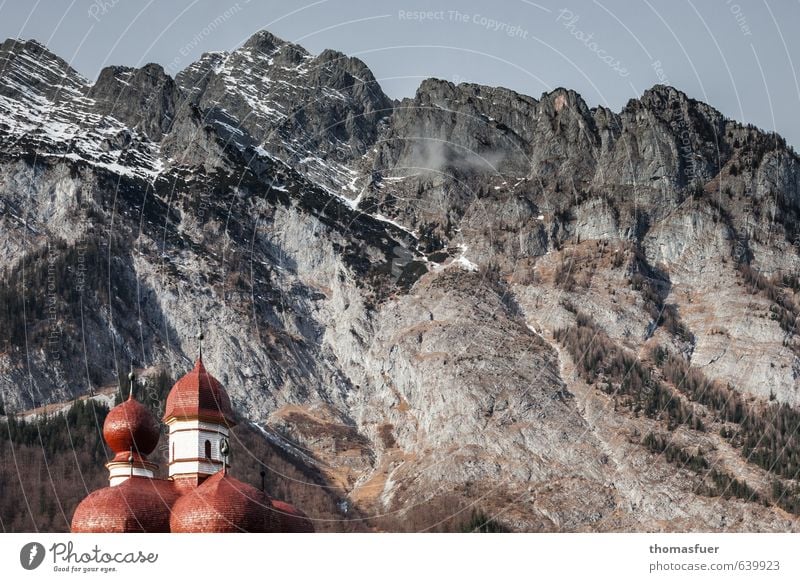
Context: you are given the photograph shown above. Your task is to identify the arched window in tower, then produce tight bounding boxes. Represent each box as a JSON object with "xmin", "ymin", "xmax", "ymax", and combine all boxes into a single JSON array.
[
  {"xmin": 171, "ymin": 442, "xmax": 175, "ymax": 462},
  {"xmin": 204, "ymin": 439, "xmax": 212, "ymax": 459}
]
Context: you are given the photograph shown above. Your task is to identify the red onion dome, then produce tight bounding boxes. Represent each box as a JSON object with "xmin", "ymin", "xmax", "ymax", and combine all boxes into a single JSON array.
[
  {"xmin": 103, "ymin": 392, "xmax": 160, "ymax": 456},
  {"xmin": 169, "ymin": 471, "xmax": 280, "ymax": 532},
  {"xmin": 70, "ymin": 477, "xmax": 180, "ymax": 533},
  {"xmin": 271, "ymin": 499, "xmax": 315, "ymax": 533},
  {"xmin": 163, "ymin": 359, "xmax": 234, "ymax": 425}
]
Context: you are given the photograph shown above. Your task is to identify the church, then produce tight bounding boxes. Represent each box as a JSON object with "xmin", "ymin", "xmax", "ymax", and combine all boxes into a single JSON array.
[{"xmin": 71, "ymin": 343, "xmax": 314, "ymax": 533}]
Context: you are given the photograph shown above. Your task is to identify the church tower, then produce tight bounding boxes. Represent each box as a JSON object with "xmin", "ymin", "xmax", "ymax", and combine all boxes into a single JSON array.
[
  {"xmin": 103, "ymin": 371, "xmax": 160, "ymax": 486},
  {"xmin": 71, "ymin": 333, "xmax": 314, "ymax": 533},
  {"xmin": 163, "ymin": 333, "xmax": 236, "ymax": 486}
]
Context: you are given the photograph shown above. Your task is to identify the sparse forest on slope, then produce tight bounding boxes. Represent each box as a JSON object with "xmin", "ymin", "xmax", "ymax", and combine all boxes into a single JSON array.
[{"xmin": 0, "ymin": 378, "xmax": 364, "ymax": 532}]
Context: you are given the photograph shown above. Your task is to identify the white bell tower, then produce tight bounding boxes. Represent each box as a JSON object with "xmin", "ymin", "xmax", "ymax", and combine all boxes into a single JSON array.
[{"xmin": 163, "ymin": 331, "xmax": 236, "ymax": 485}]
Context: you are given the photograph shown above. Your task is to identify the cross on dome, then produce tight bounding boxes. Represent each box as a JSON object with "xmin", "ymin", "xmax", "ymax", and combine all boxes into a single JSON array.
[{"xmin": 196, "ymin": 317, "xmax": 206, "ymax": 361}]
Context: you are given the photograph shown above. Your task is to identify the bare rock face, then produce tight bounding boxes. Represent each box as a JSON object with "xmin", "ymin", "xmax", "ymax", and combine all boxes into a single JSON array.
[
  {"xmin": 0, "ymin": 38, "xmax": 86, "ymax": 103},
  {"xmin": 88, "ymin": 64, "xmax": 177, "ymax": 141},
  {"xmin": 171, "ymin": 31, "xmax": 393, "ymax": 192},
  {"xmin": 1, "ymin": 30, "xmax": 800, "ymax": 532}
]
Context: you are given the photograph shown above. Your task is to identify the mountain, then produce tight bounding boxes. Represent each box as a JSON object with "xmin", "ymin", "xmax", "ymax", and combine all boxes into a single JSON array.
[{"xmin": 1, "ymin": 32, "xmax": 800, "ymax": 532}]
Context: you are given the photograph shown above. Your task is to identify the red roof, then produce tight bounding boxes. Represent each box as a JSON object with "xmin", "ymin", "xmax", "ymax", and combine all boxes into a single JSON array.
[
  {"xmin": 163, "ymin": 358, "xmax": 235, "ymax": 424},
  {"xmin": 169, "ymin": 471, "xmax": 281, "ymax": 532},
  {"xmin": 71, "ymin": 477, "xmax": 180, "ymax": 533},
  {"xmin": 271, "ymin": 499, "xmax": 315, "ymax": 533},
  {"xmin": 103, "ymin": 394, "xmax": 160, "ymax": 455}
]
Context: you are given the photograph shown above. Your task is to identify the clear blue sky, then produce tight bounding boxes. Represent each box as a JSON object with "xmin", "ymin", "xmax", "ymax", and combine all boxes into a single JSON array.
[{"xmin": 1, "ymin": 0, "xmax": 798, "ymax": 147}]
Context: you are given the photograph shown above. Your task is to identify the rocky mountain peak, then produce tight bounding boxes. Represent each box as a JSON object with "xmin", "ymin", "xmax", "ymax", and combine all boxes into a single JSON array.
[
  {"xmin": 539, "ymin": 86, "xmax": 590, "ymax": 116},
  {"xmin": 242, "ymin": 29, "xmax": 291, "ymax": 54},
  {"xmin": 165, "ymin": 28, "xmax": 395, "ymax": 191},
  {"xmin": 412, "ymin": 77, "xmax": 457, "ymax": 103},
  {"xmin": 87, "ymin": 63, "xmax": 177, "ymax": 141},
  {"xmin": 641, "ymin": 82, "xmax": 688, "ymax": 103},
  {"xmin": 316, "ymin": 48, "xmax": 373, "ymax": 79},
  {"xmin": 0, "ymin": 37, "xmax": 87, "ymax": 102},
  {"xmin": 239, "ymin": 29, "xmax": 309, "ymax": 69},
  {"xmin": 0, "ymin": 37, "xmax": 65, "ymax": 64},
  {"xmin": 1, "ymin": 37, "xmax": 48, "ymax": 57},
  {"xmin": 628, "ymin": 83, "xmax": 724, "ymax": 128}
]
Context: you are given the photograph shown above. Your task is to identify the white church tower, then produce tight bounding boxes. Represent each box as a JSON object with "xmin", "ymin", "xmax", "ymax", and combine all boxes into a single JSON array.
[{"xmin": 163, "ymin": 333, "xmax": 236, "ymax": 486}]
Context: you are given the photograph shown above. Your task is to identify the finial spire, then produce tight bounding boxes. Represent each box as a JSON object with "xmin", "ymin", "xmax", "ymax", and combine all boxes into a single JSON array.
[{"xmin": 196, "ymin": 322, "xmax": 205, "ymax": 362}]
